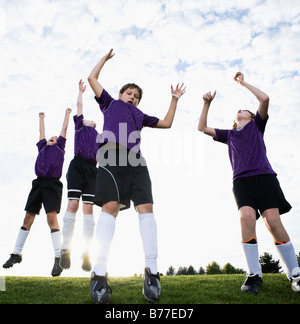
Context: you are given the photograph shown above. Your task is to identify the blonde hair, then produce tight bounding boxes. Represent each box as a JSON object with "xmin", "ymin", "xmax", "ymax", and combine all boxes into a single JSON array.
[{"xmin": 232, "ymin": 110, "xmax": 256, "ymax": 130}]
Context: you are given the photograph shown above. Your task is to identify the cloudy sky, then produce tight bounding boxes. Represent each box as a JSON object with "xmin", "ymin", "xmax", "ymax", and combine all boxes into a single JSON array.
[{"xmin": 1, "ymin": 0, "xmax": 300, "ymax": 278}]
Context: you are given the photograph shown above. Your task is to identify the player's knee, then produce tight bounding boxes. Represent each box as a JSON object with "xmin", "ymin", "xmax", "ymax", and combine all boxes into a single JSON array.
[
  {"xmin": 102, "ymin": 201, "xmax": 120, "ymax": 217},
  {"xmin": 262, "ymin": 209, "xmax": 281, "ymax": 231},
  {"xmin": 136, "ymin": 203, "xmax": 153, "ymax": 214},
  {"xmin": 83, "ymin": 203, "xmax": 93, "ymax": 215},
  {"xmin": 67, "ymin": 199, "xmax": 79, "ymax": 213}
]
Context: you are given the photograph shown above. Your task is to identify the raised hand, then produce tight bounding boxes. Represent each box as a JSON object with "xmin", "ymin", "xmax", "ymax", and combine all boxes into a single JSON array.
[
  {"xmin": 203, "ymin": 91, "xmax": 216, "ymax": 105},
  {"xmin": 171, "ymin": 83, "xmax": 186, "ymax": 99},
  {"xmin": 103, "ymin": 48, "xmax": 115, "ymax": 63},
  {"xmin": 234, "ymin": 72, "xmax": 244, "ymax": 84},
  {"xmin": 79, "ymin": 79, "xmax": 87, "ymax": 93}
]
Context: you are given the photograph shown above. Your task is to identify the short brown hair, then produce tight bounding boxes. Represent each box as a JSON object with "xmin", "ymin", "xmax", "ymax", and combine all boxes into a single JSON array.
[{"xmin": 119, "ymin": 83, "xmax": 143, "ymax": 102}]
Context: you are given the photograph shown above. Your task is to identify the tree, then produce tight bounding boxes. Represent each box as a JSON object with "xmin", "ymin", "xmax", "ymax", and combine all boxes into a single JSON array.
[
  {"xmin": 260, "ymin": 252, "xmax": 281, "ymax": 274},
  {"xmin": 187, "ymin": 265, "xmax": 196, "ymax": 275},
  {"xmin": 206, "ymin": 261, "xmax": 222, "ymax": 275},
  {"xmin": 198, "ymin": 267, "xmax": 206, "ymax": 275},
  {"xmin": 296, "ymin": 252, "xmax": 300, "ymax": 266},
  {"xmin": 176, "ymin": 266, "xmax": 188, "ymax": 275},
  {"xmin": 222, "ymin": 263, "xmax": 246, "ymax": 274},
  {"xmin": 166, "ymin": 266, "xmax": 175, "ymax": 276}
]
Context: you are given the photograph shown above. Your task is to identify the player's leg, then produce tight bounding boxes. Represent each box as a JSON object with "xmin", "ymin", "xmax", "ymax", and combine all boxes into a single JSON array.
[
  {"xmin": 3, "ymin": 179, "xmax": 42, "ymax": 270},
  {"xmin": 47, "ymin": 211, "xmax": 63, "ymax": 277},
  {"xmin": 240, "ymin": 206, "xmax": 263, "ymax": 294},
  {"xmin": 136, "ymin": 203, "xmax": 161, "ymax": 302},
  {"xmin": 60, "ymin": 199, "xmax": 79, "ymax": 269},
  {"xmin": 90, "ymin": 202, "xmax": 120, "ymax": 304},
  {"xmin": 81, "ymin": 202, "xmax": 95, "ymax": 272},
  {"xmin": 262, "ymin": 208, "xmax": 300, "ymax": 293},
  {"xmin": 3, "ymin": 212, "xmax": 36, "ymax": 269}
]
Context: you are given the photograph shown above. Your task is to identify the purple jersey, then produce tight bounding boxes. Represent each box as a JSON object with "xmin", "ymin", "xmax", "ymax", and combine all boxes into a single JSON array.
[
  {"xmin": 35, "ymin": 136, "xmax": 66, "ymax": 178},
  {"xmin": 74, "ymin": 114, "xmax": 99, "ymax": 163},
  {"xmin": 95, "ymin": 89, "xmax": 159, "ymax": 154},
  {"xmin": 214, "ymin": 111, "xmax": 276, "ymax": 180}
]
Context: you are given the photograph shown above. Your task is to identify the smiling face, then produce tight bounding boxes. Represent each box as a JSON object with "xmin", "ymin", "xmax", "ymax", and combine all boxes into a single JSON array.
[{"xmin": 46, "ymin": 136, "xmax": 58, "ymax": 146}]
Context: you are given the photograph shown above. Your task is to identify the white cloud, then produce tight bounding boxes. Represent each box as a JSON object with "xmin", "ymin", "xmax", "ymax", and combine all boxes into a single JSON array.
[{"xmin": 1, "ymin": 0, "xmax": 300, "ymax": 278}]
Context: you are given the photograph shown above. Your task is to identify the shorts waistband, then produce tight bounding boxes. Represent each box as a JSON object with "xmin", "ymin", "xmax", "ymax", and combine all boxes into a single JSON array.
[
  {"xmin": 74, "ymin": 155, "xmax": 97, "ymax": 165},
  {"xmin": 37, "ymin": 177, "xmax": 60, "ymax": 181}
]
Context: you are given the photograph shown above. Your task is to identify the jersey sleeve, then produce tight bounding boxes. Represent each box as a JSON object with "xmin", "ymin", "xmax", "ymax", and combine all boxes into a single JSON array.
[
  {"xmin": 142, "ymin": 113, "xmax": 159, "ymax": 128},
  {"xmin": 73, "ymin": 114, "xmax": 84, "ymax": 131},
  {"xmin": 36, "ymin": 139, "xmax": 47, "ymax": 152},
  {"xmin": 213, "ymin": 129, "xmax": 230, "ymax": 144},
  {"xmin": 94, "ymin": 89, "xmax": 115, "ymax": 113},
  {"xmin": 56, "ymin": 136, "xmax": 66, "ymax": 151},
  {"xmin": 254, "ymin": 111, "xmax": 269, "ymax": 134}
]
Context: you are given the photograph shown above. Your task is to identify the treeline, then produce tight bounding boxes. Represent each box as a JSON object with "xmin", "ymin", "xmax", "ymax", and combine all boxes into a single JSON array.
[
  {"xmin": 166, "ymin": 252, "xmax": 300, "ymax": 276},
  {"xmin": 166, "ymin": 262, "xmax": 245, "ymax": 276}
]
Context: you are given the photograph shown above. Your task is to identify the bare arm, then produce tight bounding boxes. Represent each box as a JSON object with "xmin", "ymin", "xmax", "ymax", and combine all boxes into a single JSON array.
[
  {"xmin": 39, "ymin": 112, "xmax": 46, "ymax": 141},
  {"xmin": 155, "ymin": 83, "xmax": 186, "ymax": 129},
  {"xmin": 198, "ymin": 91, "xmax": 217, "ymax": 138},
  {"xmin": 60, "ymin": 108, "xmax": 72, "ymax": 139},
  {"xmin": 88, "ymin": 49, "xmax": 115, "ymax": 98},
  {"xmin": 234, "ymin": 72, "xmax": 269, "ymax": 120},
  {"xmin": 77, "ymin": 79, "xmax": 86, "ymax": 116}
]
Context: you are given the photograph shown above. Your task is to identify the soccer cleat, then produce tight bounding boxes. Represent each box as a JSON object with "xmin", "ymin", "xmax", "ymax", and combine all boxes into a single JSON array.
[
  {"xmin": 51, "ymin": 257, "xmax": 63, "ymax": 277},
  {"xmin": 59, "ymin": 249, "xmax": 71, "ymax": 269},
  {"xmin": 143, "ymin": 267, "xmax": 161, "ymax": 302},
  {"xmin": 241, "ymin": 274, "xmax": 263, "ymax": 294},
  {"xmin": 90, "ymin": 272, "xmax": 112, "ymax": 304},
  {"xmin": 81, "ymin": 252, "xmax": 92, "ymax": 272},
  {"xmin": 291, "ymin": 276, "xmax": 300, "ymax": 293},
  {"xmin": 3, "ymin": 254, "xmax": 22, "ymax": 269}
]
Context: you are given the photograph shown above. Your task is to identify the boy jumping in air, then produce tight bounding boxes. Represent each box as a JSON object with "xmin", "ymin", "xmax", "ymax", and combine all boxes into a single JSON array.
[
  {"xmin": 198, "ymin": 72, "xmax": 300, "ymax": 294},
  {"xmin": 88, "ymin": 49, "xmax": 185, "ymax": 304},
  {"xmin": 3, "ymin": 109, "xmax": 72, "ymax": 277},
  {"xmin": 60, "ymin": 80, "xmax": 99, "ymax": 272}
]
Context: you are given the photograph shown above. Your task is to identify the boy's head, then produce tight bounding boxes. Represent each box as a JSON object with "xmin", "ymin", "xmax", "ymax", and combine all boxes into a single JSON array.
[
  {"xmin": 118, "ymin": 83, "xmax": 143, "ymax": 107},
  {"xmin": 83, "ymin": 119, "xmax": 97, "ymax": 128},
  {"xmin": 47, "ymin": 136, "xmax": 58, "ymax": 146}
]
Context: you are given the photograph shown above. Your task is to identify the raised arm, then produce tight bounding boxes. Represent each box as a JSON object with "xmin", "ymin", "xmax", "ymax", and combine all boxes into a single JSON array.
[
  {"xmin": 155, "ymin": 83, "xmax": 186, "ymax": 129},
  {"xmin": 39, "ymin": 112, "xmax": 46, "ymax": 141},
  {"xmin": 60, "ymin": 108, "xmax": 72, "ymax": 139},
  {"xmin": 234, "ymin": 72, "xmax": 269, "ymax": 120},
  {"xmin": 77, "ymin": 79, "xmax": 87, "ymax": 116},
  {"xmin": 88, "ymin": 49, "xmax": 115, "ymax": 98},
  {"xmin": 198, "ymin": 91, "xmax": 217, "ymax": 138}
]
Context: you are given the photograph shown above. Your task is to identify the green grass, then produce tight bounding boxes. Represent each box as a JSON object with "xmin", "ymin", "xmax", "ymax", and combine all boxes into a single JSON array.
[{"xmin": 0, "ymin": 274, "xmax": 299, "ymax": 304}]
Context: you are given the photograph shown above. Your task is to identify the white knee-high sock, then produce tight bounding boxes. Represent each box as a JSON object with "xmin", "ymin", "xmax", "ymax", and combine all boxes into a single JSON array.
[
  {"xmin": 276, "ymin": 241, "xmax": 300, "ymax": 279},
  {"xmin": 61, "ymin": 211, "xmax": 76, "ymax": 250},
  {"xmin": 83, "ymin": 214, "xmax": 95, "ymax": 252},
  {"xmin": 92, "ymin": 212, "xmax": 116, "ymax": 276},
  {"xmin": 242, "ymin": 243, "xmax": 262, "ymax": 277},
  {"xmin": 51, "ymin": 230, "xmax": 62, "ymax": 258},
  {"xmin": 13, "ymin": 227, "xmax": 30, "ymax": 255},
  {"xmin": 139, "ymin": 213, "xmax": 158, "ymax": 274}
]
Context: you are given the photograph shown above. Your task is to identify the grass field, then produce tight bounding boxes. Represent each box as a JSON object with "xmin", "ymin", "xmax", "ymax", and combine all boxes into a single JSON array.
[{"xmin": 0, "ymin": 274, "xmax": 299, "ymax": 304}]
